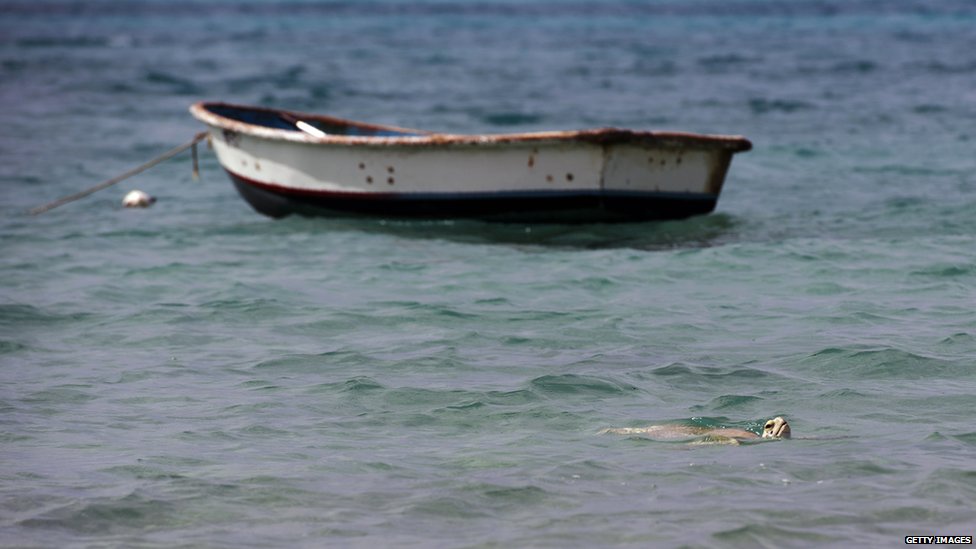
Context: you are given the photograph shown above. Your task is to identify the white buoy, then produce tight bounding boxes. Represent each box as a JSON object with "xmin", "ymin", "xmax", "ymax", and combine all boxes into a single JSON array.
[
  {"xmin": 29, "ymin": 132, "xmax": 205, "ymax": 216},
  {"xmin": 122, "ymin": 190, "xmax": 155, "ymax": 208}
]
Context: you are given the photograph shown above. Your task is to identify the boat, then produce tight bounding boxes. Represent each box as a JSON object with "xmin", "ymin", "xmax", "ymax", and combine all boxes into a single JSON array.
[{"xmin": 190, "ymin": 102, "xmax": 751, "ymax": 222}]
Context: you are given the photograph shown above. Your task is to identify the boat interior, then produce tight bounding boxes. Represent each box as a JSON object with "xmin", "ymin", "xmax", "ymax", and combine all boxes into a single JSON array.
[{"xmin": 205, "ymin": 103, "xmax": 423, "ymax": 138}]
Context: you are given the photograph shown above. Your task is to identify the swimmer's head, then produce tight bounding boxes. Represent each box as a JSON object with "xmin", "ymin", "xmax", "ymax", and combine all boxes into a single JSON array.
[{"xmin": 762, "ymin": 417, "xmax": 791, "ymax": 439}]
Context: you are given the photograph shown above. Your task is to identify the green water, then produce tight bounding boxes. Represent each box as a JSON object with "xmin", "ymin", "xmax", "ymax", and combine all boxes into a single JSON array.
[{"xmin": 3, "ymin": 1, "xmax": 976, "ymax": 546}]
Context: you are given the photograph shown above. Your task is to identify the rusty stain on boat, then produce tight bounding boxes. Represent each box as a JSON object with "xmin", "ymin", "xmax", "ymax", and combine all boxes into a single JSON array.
[{"xmin": 222, "ymin": 128, "xmax": 241, "ymax": 147}]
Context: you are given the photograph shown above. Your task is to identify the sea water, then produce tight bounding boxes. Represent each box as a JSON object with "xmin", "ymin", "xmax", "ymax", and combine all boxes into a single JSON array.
[{"xmin": 2, "ymin": 1, "xmax": 975, "ymax": 546}]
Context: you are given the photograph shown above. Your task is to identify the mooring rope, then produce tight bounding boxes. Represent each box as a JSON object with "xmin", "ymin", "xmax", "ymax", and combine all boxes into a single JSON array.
[{"xmin": 28, "ymin": 131, "xmax": 209, "ymax": 216}]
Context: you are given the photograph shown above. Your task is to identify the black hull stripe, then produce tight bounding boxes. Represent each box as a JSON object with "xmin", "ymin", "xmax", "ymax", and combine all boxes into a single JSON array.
[{"xmin": 225, "ymin": 168, "xmax": 719, "ymax": 222}]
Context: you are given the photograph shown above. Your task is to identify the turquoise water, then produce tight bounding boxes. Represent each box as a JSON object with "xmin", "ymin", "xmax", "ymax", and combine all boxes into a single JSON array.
[{"xmin": 3, "ymin": 1, "xmax": 976, "ymax": 546}]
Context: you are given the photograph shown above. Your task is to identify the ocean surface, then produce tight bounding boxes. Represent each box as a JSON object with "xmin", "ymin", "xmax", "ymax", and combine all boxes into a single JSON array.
[{"xmin": 3, "ymin": 1, "xmax": 976, "ymax": 546}]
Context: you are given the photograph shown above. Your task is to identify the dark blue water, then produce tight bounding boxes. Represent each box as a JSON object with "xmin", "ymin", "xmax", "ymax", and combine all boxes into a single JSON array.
[{"xmin": 2, "ymin": 1, "xmax": 976, "ymax": 546}]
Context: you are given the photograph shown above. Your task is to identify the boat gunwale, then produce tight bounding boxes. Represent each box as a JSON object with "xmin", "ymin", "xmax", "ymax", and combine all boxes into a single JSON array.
[{"xmin": 190, "ymin": 101, "xmax": 752, "ymax": 152}]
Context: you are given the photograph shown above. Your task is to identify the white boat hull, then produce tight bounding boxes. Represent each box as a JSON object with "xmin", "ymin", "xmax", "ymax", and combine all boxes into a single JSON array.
[{"xmin": 191, "ymin": 102, "xmax": 750, "ymax": 222}]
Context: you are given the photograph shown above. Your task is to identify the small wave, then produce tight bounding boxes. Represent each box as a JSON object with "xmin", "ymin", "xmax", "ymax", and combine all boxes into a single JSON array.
[
  {"xmin": 399, "ymin": 483, "xmax": 558, "ymax": 521},
  {"xmin": 199, "ymin": 297, "xmax": 291, "ymax": 318},
  {"xmin": 696, "ymin": 54, "xmax": 757, "ymax": 68},
  {"xmin": 253, "ymin": 355, "xmax": 316, "ymax": 370},
  {"xmin": 690, "ymin": 394, "xmax": 764, "ymax": 412},
  {"xmin": 913, "ymin": 104, "xmax": 948, "ymax": 114},
  {"xmin": 406, "ymin": 495, "xmax": 490, "ymax": 519},
  {"xmin": 17, "ymin": 36, "xmax": 108, "ymax": 48},
  {"xmin": 848, "ymin": 348, "xmax": 951, "ymax": 377},
  {"xmin": 2, "ymin": 59, "xmax": 28, "ymax": 73},
  {"xmin": 304, "ymin": 376, "xmax": 385, "ymax": 395},
  {"xmin": 253, "ymin": 351, "xmax": 370, "ymax": 373},
  {"xmin": 142, "ymin": 70, "xmax": 202, "ymax": 96},
  {"xmin": 805, "ymin": 346, "xmax": 959, "ymax": 379},
  {"xmin": 792, "ymin": 147, "xmax": 823, "ymax": 158},
  {"xmin": 714, "ymin": 523, "xmax": 842, "ymax": 546},
  {"xmin": 803, "ymin": 281, "xmax": 853, "ymax": 295},
  {"xmin": 23, "ymin": 386, "xmax": 96, "ymax": 404},
  {"xmin": 0, "ymin": 303, "xmax": 91, "ymax": 328},
  {"xmin": 809, "ymin": 347, "xmax": 846, "ymax": 358},
  {"xmin": 915, "ymin": 61, "xmax": 976, "ymax": 74},
  {"xmin": 236, "ymin": 380, "xmax": 282, "ymax": 392},
  {"xmin": 910, "ymin": 264, "xmax": 976, "ymax": 278},
  {"xmin": 381, "ymin": 387, "xmax": 476, "ymax": 409},
  {"xmin": 651, "ymin": 363, "xmax": 773, "ymax": 381},
  {"xmin": 817, "ymin": 388, "xmax": 868, "ymax": 399},
  {"xmin": 528, "ymin": 374, "xmax": 638, "ymax": 396},
  {"xmin": 342, "ymin": 376, "xmax": 386, "ymax": 393},
  {"xmin": 574, "ymin": 275, "xmax": 618, "ymax": 292},
  {"xmin": 474, "ymin": 297, "xmax": 510, "ymax": 306},
  {"xmin": 484, "ymin": 388, "xmax": 540, "ymax": 406},
  {"xmin": 748, "ymin": 98, "xmax": 816, "ymax": 115},
  {"xmin": 835, "ymin": 459, "xmax": 901, "ymax": 476},
  {"xmin": 456, "ymin": 483, "xmax": 554, "ymax": 511},
  {"xmin": 855, "ymin": 164, "xmax": 960, "ymax": 177},
  {"xmin": 0, "ymin": 339, "xmax": 29, "ymax": 353},
  {"xmin": 948, "ymin": 432, "xmax": 976, "ymax": 446},
  {"xmin": 479, "ymin": 112, "xmax": 544, "ymax": 127},
  {"xmin": 369, "ymin": 299, "xmax": 479, "ymax": 320},
  {"xmin": 938, "ymin": 333, "xmax": 975, "ymax": 346},
  {"xmin": 443, "ymin": 400, "xmax": 485, "ymax": 411},
  {"xmin": 913, "ymin": 468, "xmax": 976, "ymax": 504},
  {"xmin": 829, "ymin": 60, "xmax": 877, "ymax": 73},
  {"xmin": 17, "ymin": 492, "xmax": 179, "ymax": 535},
  {"xmin": 98, "ymin": 464, "xmax": 189, "ymax": 481},
  {"xmin": 235, "ymin": 424, "xmax": 293, "ymax": 437}
]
